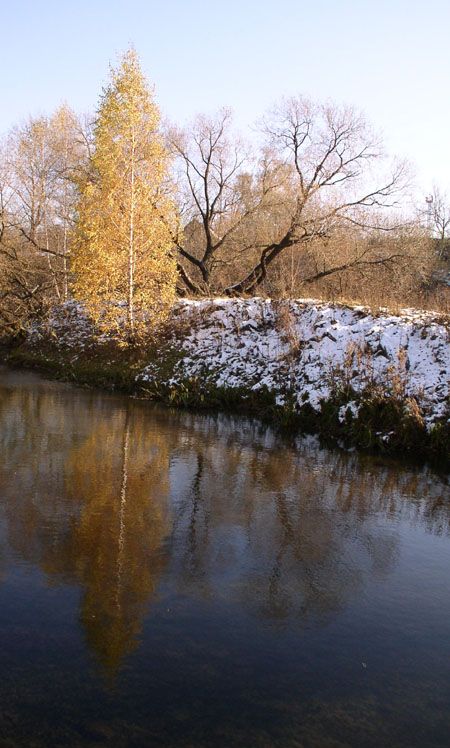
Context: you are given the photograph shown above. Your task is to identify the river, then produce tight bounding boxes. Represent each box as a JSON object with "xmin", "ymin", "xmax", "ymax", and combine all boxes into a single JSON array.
[{"xmin": 0, "ymin": 366, "xmax": 449, "ymax": 747}]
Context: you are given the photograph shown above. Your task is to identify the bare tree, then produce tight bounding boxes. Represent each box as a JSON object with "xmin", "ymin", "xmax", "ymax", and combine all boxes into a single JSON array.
[
  {"xmin": 0, "ymin": 109, "xmax": 89, "ymax": 337},
  {"xmin": 172, "ymin": 97, "xmax": 410, "ymax": 296},
  {"xmin": 168, "ymin": 109, "xmax": 288, "ymax": 294},
  {"xmin": 4, "ymin": 109, "xmax": 89, "ymax": 297},
  {"xmin": 0, "ymin": 148, "xmax": 55, "ymax": 337},
  {"xmin": 226, "ymin": 97, "xmax": 410, "ymax": 295},
  {"xmin": 424, "ymin": 186, "xmax": 450, "ymax": 260},
  {"xmin": 428, "ymin": 186, "xmax": 450, "ymax": 239}
]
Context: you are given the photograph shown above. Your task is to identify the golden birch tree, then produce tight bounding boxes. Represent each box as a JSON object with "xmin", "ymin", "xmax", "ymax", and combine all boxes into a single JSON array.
[{"xmin": 72, "ymin": 49, "xmax": 178, "ymax": 340}]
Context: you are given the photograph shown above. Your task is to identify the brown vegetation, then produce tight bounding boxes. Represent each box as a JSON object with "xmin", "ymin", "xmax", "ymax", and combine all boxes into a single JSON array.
[{"xmin": 0, "ymin": 50, "xmax": 449, "ymax": 342}]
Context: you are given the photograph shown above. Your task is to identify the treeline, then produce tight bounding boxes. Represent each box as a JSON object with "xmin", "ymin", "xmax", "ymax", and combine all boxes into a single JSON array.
[{"xmin": 0, "ymin": 49, "xmax": 445, "ymax": 341}]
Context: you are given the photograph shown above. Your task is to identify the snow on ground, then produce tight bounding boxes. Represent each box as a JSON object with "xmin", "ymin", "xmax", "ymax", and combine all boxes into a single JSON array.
[
  {"xmin": 140, "ymin": 298, "xmax": 450, "ymax": 428},
  {"xmin": 33, "ymin": 297, "xmax": 450, "ymax": 430}
]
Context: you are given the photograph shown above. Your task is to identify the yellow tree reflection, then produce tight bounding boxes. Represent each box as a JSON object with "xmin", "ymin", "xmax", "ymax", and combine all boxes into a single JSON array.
[{"xmin": 58, "ymin": 404, "xmax": 172, "ymax": 679}]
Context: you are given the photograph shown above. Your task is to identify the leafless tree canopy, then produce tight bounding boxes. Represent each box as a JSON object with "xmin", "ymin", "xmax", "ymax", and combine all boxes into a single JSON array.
[
  {"xmin": 169, "ymin": 97, "xmax": 412, "ymax": 296},
  {"xmin": 0, "ymin": 109, "xmax": 90, "ymax": 336}
]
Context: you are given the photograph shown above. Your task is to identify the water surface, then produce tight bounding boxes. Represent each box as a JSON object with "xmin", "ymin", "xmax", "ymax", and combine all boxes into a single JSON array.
[{"xmin": 0, "ymin": 366, "xmax": 449, "ymax": 747}]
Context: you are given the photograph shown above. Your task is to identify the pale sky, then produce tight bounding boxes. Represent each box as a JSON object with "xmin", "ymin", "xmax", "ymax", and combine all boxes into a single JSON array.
[{"xmin": 2, "ymin": 0, "xmax": 449, "ymax": 199}]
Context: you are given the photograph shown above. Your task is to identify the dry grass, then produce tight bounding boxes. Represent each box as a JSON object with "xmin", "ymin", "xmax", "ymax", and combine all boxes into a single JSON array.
[{"xmin": 283, "ymin": 283, "xmax": 450, "ymax": 319}]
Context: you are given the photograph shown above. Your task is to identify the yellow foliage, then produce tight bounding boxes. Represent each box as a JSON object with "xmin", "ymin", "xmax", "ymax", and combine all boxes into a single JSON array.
[{"xmin": 72, "ymin": 49, "xmax": 178, "ymax": 340}]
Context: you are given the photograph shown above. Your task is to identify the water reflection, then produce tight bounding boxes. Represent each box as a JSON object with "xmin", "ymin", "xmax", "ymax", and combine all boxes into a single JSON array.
[
  {"xmin": 0, "ymin": 368, "xmax": 449, "ymax": 680},
  {"xmin": 166, "ymin": 431, "xmax": 406, "ymax": 624},
  {"xmin": 60, "ymin": 407, "xmax": 171, "ymax": 677}
]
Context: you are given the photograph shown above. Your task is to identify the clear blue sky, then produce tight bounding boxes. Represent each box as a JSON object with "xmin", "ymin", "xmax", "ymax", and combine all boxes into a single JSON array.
[{"xmin": 2, "ymin": 0, "xmax": 449, "ymax": 198}]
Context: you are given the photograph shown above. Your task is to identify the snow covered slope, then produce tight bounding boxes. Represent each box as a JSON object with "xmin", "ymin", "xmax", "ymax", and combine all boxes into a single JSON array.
[{"xmin": 140, "ymin": 298, "xmax": 450, "ymax": 429}]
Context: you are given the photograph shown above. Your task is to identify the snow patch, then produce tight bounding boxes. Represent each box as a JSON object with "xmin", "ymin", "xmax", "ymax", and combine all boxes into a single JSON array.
[
  {"xmin": 34, "ymin": 297, "xmax": 450, "ymax": 431},
  {"xmin": 140, "ymin": 298, "xmax": 450, "ymax": 430}
]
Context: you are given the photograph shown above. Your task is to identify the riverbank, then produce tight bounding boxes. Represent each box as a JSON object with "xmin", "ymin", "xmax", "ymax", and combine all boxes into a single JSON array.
[{"xmin": 5, "ymin": 297, "xmax": 450, "ymax": 467}]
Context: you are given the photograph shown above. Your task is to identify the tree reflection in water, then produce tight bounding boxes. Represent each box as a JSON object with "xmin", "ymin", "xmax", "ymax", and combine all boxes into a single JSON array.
[
  {"xmin": 0, "ymin": 371, "xmax": 449, "ymax": 680},
  {"xmin": 61, "ymin": 406, "xmax": 171, "ymax": 678},
  {"xmin": 0, "ymin": 379, "xmax": 171, "ymax": 679}
]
